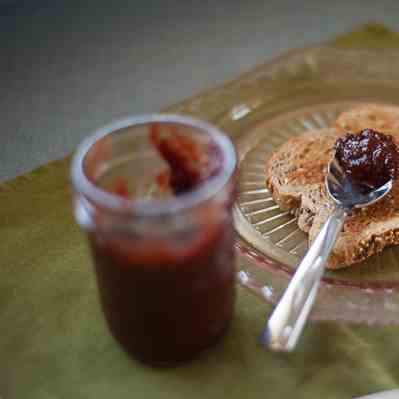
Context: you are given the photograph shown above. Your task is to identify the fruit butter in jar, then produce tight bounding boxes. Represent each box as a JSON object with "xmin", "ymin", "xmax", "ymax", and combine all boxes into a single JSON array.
[{"xmin": 71, "ymin": 114, "xmax": 237, "ymax": 366}]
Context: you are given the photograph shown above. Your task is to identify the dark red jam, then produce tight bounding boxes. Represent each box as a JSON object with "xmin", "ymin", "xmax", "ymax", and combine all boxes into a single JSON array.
[
  {"xmin": 149, "ymin": 123, "xmax": 222, "ymax": 195},
  {"xmin": 335, "ymin": 129, "xmax": 399, "ymax": 192},
  {"xmin": 90, "ymin": 124, "xmax": 235, "ymax": 365},
  {"xmin": 90, "ymin": 216, "xmax": 235, "ymax": 365}
]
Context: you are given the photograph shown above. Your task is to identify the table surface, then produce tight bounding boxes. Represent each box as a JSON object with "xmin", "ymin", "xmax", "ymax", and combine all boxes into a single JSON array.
[{"xmin": 2, "ymin": 0, "xmax": 399, "ymax": 182}]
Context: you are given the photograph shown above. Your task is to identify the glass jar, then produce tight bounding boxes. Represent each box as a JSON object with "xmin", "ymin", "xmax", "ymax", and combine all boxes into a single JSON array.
[{"xmin": 71, "ymin": 114, "xmax": 237, "ymax": 365}]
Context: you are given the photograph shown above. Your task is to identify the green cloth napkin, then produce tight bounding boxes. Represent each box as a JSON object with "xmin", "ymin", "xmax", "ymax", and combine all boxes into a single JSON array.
[{"xmin": 2, "ymin": 24, "xmax": 399, "ymax": 399}]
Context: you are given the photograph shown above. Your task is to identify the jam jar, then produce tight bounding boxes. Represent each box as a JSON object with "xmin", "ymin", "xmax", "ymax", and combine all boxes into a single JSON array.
[{"xmin": 71, "ymin": 114, "xmax": 237, "ymax": 365}]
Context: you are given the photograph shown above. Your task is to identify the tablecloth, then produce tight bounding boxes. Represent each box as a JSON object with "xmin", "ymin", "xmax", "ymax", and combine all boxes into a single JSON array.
[{"xmin": 1, "ymin": 24, "xmax": 399, "ymax": 399}]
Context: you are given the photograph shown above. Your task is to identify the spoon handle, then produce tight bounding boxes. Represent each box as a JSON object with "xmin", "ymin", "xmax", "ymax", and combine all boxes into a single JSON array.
[{"xmin": 261, "ymin": 205, "xmax": 347, "ymax": 351}]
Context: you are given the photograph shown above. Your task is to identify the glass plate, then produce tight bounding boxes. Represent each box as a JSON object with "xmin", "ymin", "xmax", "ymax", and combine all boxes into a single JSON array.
[{"xmin": 169, "ymin": 45, "xmax": 399, "ymax": 324}]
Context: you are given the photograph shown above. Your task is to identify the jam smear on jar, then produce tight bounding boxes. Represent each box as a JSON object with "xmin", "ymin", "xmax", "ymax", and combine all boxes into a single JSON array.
[
  {"xmin": 150, "ymin": 123, "xmax": 222, "ymax": 195},
  {"xmin": 335, "ymin": 129, "xmax": 399, "ymax": 192},
  {"xmin": 109, "ymin": 176, "xmax": 130, "ymax": 198}
]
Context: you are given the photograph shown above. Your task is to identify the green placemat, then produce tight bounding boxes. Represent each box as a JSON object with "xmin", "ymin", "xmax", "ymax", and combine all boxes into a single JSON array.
[{"xmin": 2, "ymin": 24, "xmax": 399, "ymax": 399}]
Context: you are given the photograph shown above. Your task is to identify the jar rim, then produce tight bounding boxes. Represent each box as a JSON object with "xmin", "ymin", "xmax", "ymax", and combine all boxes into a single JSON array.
[{"xmin": 71, "ymin": 113, "xmax": 236, "ymax": 216}]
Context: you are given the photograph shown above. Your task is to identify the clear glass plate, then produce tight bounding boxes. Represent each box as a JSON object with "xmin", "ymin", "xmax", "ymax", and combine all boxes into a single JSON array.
[{"xmin": 169, "ymin": 45, "xmax": 399, "ymax": 324}]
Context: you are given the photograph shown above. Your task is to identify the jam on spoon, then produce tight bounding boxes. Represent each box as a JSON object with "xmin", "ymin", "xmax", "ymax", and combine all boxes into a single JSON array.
[{"xmin": 335, "ymin": 128, "xmax": 399, "ymax": 193}]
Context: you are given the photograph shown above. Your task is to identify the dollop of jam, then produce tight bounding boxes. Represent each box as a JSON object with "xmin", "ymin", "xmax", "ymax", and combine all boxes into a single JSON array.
[{"xmin": 335, "ymin": 129, "xmax": 399, "ymax": 192}]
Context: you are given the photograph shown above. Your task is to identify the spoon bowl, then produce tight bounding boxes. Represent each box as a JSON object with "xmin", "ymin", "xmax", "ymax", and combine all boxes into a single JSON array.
[{"xmin": 326, "ymin": 157, "xmax": 393, "ymax": 209}]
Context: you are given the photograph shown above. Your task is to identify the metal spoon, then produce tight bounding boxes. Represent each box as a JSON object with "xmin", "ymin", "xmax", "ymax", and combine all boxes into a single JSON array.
[{"xmin": 261, "ymin": 155, "xmax": 393, "ymax": 351}]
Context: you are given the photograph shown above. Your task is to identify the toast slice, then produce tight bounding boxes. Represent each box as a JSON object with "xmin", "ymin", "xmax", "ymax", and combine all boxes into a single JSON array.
[
  {"xmin": 336, "ymin": 103, "xmax": 399, "ymax": 134},
  {"xmin": 266, "ymin": 104, "xmax": 399, "ymax": 269}
]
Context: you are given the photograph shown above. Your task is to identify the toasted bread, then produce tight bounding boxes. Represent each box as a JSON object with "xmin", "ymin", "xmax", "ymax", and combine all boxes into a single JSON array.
[
  {"xmin": 336, "ymin": 103, "xmax": 399, "ymax": 134},
  {"xmin": 266, "ymin": 104, "xmax": 399, "ymax": 269}
]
